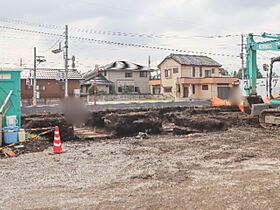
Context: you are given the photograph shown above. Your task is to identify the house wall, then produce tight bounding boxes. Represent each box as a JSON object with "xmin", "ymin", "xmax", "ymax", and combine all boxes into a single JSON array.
[
  {"xmin": 21, "ymin": 79, "xmax": 80, "ymax": 99},
  {"xmin": 159, "ymin": 58, "xmax": 181, "ymax": 97},
  {"xmin": 97, "ymin": 84, "xmax": 110, "ymax": 94},
  {"xmin": 181, "ymin": 66, "xmax": 220, "ymax": 78},
  {"xmin": 187, "ymin": 83, "xmax": 233, "ymax": 100},
  {"xmin": 105, "ymin": 70, "xmax": 150, "ymax": 94},
  {"xmin": 190, "ymin": 84, "xmax": 218, "ymax": 99}
]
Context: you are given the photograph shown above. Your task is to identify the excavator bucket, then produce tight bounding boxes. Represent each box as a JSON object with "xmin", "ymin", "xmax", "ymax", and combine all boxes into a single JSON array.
[
  {"xmin": 251, "ymin": 103, "xmax": 270, "ymax": 117},
  {"xmin": 244, "ymin": 95, "xmax": 265, "ymax": 116}
]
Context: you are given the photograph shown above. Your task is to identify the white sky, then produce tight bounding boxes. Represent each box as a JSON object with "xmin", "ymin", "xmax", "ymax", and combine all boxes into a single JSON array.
[{"xmin": 0, "ymin": 0, "xmax": 280, "ymax": 74}]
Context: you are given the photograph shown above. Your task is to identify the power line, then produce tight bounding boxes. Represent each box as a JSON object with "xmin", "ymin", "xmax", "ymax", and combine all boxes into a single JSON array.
[
  {"xmin": 0, "ymin": 17, "xmax": 241, "ymax": 40},
  {"xmin": 0, "ymin": 25, "xmax": 240, "ymax": 58},
  {"xmin": 40, "ymin": 35, "xmax": 63, "ymax": 53}
]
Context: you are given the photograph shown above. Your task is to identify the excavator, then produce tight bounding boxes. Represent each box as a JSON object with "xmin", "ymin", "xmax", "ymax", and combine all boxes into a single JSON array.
[{"xmin": 244, "ymin": 33, "xmax": 280, "ymax": 128}]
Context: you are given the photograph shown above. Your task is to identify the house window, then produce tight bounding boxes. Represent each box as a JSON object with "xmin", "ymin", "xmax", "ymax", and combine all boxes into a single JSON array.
[
  {"xmin": 140, "ymin": 71, "xmax": 148, "ymax": 77},
  {"xmin": 41, "ymin": 85, "xmax": 46, "ymax": 91},
  {"xmin": 118, "ymin": 86, "xmax": 123, "ymax": 93},
  {"xmin": 124, "ymin": 86, "xmax": 134, "ymax": 93},
  {"xmin": 135, "ymin": 87, "xmax": 140, "ymax": 93},
  {"xmin": 192, "ymin": 67, "xmax": 196, "ymax": 77},
  {"xmin": 199, "ymin": 67, "xmax": 203, "ymax": 77},
  {"xmin": 125, "ymin": 72, "xmax": 133, "ymax": 78},
  {"xmin": 173, "ymin": 68, "xmax": 179, "ymax": 74},
  {"xmin": 202, "ymin": 85, "xmax": 209, "ymax": 90},
  {"xmin": 212, "ymin": 68, "xmax": 215, "ymax": 74},
  {"xmin": 164, "ymin": 87, "xmax": 172, "ymax": 93},
  {"xmin": 192, "ymin": 84, "xmax": 195, "ymax": 94},
  {"xmin": 205, "ymin": 70, "xmax": 212, "ymax": 78},
  {"xmin": 164, "ymin": 69, "xmax": 171, "ymax": 78}
]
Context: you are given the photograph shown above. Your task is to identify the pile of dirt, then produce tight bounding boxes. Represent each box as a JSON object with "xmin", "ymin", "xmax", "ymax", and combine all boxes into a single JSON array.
[
  {"xmin": 21, "ymin": 106, "xmax": 259, "ymax": 142},
  {"xmin": 86, "ymin": 111, "xmax": 107, "ymax": 128},
  {"xmin": 22, "ymin": 114, "xmax": 75, "ymax": 141},
  {"xmin": 104, "ymin": 111, "xmax": 163, "ymax": 137},
  {"xmin": 174, "ymin": 115, "xmax": 228, "ymax": 132},
  {"xmin": 84, "ymin": 106, "xmax": 259, "ymax": 137},
  {"xmin": 164, "ymin": 107, "xmax": 259, "ymax": 134},
  {"xmin": 0, "ymin": 138, "xmax": 52, "ymax": 158},
  {"xmin": 16, "ymin": 139, "xmax": 52, "ymax": 155}
]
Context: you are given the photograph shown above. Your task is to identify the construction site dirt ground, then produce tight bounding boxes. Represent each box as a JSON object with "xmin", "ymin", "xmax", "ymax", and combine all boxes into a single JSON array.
[{"xmin": 2, "ymin": 123, "xmax": 280, "ymax": 209}]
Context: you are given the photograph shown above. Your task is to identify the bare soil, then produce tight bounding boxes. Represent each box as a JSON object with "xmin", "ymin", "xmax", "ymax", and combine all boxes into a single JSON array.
[{"xmin": 1, "ymin": 123, "xmax": 280, "ymax": 209}]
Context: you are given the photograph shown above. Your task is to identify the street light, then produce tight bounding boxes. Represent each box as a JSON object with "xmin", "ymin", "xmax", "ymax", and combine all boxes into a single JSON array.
[{"xmin": 52, "ymin": 42, "xmax": 62, "ymax": 54}]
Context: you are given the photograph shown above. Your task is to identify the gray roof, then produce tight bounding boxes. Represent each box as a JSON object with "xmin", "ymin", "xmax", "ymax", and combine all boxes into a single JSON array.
[
  {"xmin": 101, "ymin": 61, "xmax": 152, "ymax": 72},
  {"xmin": 159, "ymin": 54, "xmax": 222, "ymax": 67},
  {"xmin": 21, "ymin": 68, "xmax": 83, "ymax": 80},
  {"xmin": 81, "ymin": 72, "xmax": 113, "ymax": 86}
]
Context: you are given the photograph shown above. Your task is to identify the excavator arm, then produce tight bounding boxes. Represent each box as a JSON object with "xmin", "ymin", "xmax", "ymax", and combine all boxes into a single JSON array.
[
  {"xmin": 245, "ymin": 34, "xmax": 280, "ymax": 96},
  {"xmin": 244, "ymin": 33, "xmax": 280, "ymax": 115}
]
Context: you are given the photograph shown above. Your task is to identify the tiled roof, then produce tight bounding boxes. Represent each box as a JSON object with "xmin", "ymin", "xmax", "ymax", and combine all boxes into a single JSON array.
[
  {"xmin": 159, "ymin": 54, "xmax": 222, "ymax": 67},
  {"xmin": 81, "ymin": 72, "xmax": 113, "ymax": 85},
  {"xmin": 101, "ymin": 61, "xmax": 152, "ymax": 71},
  {"xmin": 21, "ymin": 68, "xmax": 83, "ymax": 80}
]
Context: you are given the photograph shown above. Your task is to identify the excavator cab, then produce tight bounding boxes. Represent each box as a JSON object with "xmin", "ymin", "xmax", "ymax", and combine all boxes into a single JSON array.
[
  {"xmin": 245, "ymin": 57, "xmax": 280, "ymax": 117},
  {"xmin": 254, "ymin": 57, "xmax": 280, "ymax": 128}
]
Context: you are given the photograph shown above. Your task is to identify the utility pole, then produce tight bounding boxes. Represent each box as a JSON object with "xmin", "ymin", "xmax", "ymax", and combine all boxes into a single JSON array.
[
  {"xmin": 241, "ymin": 34, "xmax": 245, "ymax": 80},
  {"xmin": 94, "ymin": 65, "xmax": 99, "ymax": 106},
  {"xmin": 64, "ymin": 25, "xmax": 69, "ymax": 98},
  {"xmin": 32, "ymin": 48, "xmax": 46, "ymax": 106},
  {"xmin": 33, "ymin": 47, "xmax": 37, "ymax": 106}
]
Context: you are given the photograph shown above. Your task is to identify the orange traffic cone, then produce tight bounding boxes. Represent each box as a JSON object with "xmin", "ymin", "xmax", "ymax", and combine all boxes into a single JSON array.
[
  {"xmin": 239, "ymin": 102, "xmax": 244, "ymax": 112},
  {"xmin": 51, "ymin": 126, "xmax": 64, "ymax": 154}
]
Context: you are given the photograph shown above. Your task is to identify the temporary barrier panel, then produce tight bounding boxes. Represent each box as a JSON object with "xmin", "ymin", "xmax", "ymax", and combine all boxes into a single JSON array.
[{"xmin": 0, "ymin": 69, "xmax": 21, "ymax": 127}]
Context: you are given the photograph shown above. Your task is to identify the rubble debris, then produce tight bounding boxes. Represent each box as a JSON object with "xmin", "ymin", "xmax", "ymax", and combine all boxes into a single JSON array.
[
  {"xmin": 104, "ymin": 112, "xmax": 162, "ymax": 137},
  {"xmin": 2, "ymin": 148, "xmax": 16, "ymax": 157},
  {"xmin": 136, "ymin": 132, "xmax": 150, "ymax": 139}
]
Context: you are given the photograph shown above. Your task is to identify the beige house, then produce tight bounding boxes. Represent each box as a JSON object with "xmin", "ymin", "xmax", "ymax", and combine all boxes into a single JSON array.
[
  {"xmin": 100, "ymin": 61, "xmax": 152, "ymax": 94},
  {"xmin": 158, "ymin": 54, "xmax": 237, "ymax": 100}
]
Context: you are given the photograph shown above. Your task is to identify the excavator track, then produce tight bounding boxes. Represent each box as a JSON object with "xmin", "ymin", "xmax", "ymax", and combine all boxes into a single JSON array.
[{"xmin": 259, "ymin": 108, "xmax": 280, "ymax": 129}]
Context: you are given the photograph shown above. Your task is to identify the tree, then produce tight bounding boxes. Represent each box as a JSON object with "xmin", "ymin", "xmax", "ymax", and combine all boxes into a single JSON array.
[
  {"xmin": 233, "ymin": 68, "xmax": 244, "ymax": 79},
  {"xmin": 233, "ymin": 68, "xmax": 263, "ymax": 79},
  {"xmin": 219, "ymin": 68, "xmax": 230, "ymax": 76},
  {"xmin": 272, "ymin": 72, "xmax": 278, "ymax": 77}
]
